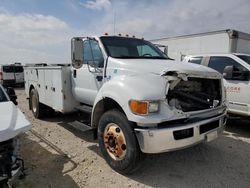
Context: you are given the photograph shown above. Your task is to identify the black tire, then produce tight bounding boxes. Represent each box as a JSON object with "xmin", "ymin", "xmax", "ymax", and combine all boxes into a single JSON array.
[
  {"xmin": 98, "ymin": 110, "xmax": 144, "ymax": 174},
  {"xmin": 29, "ymin": 89, "xmax": 45, "ymax": 118}
]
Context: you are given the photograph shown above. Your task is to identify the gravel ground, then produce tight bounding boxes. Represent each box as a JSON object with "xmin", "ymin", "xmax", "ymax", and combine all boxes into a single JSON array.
[{"xmin": 13, "ymin": 88, "xmax": 250, "ymax": 188}]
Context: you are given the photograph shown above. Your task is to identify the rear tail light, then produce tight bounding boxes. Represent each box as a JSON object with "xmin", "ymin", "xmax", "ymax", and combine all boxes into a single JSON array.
[{"xmin": 0, "ymin": 72, "xmax": 3, "ymax": 80}]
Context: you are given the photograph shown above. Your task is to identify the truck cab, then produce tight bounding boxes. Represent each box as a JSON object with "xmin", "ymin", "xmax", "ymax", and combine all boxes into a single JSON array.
[
  {"xmin": 183, "ymin": 53, "xmax": 250, "ymax": 118},
  {"xmin": 25, "ymin": 36, "xmax": 227, "ymax": 174}
]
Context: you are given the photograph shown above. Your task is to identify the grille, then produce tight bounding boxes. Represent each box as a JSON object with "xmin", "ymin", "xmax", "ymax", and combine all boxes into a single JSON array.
[
  {"xmin": 168, "ymin": 77, "xmax": 221, "ymax": 112},
  {"xmin": 200, "ymin": 120, "xmax": 219, "ymax": 134}
]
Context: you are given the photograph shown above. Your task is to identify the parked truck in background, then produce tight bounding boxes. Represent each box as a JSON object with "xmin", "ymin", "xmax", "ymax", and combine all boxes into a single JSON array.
[
  {"xmin": 24, "ymin": 35, "xmax": 227, "ymax": 174},
  {"xmin": 151, "ymin": 29, "xmax": 250, "ymax": 61},
  {"xmin": 0, "ymin": 63, "xmax": 25, "ymax": 87}
]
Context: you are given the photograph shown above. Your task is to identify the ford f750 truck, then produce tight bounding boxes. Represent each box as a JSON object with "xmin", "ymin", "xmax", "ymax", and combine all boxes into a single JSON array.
[{"xmin": 24, "ymin": 36, "xmax": 227, "ymax": 174}]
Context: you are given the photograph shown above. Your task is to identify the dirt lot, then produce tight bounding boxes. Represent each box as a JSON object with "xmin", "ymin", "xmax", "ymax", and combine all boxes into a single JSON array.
[{"xmin": 13, "ymin": 88, "xmax": 250, "ymax": 188}]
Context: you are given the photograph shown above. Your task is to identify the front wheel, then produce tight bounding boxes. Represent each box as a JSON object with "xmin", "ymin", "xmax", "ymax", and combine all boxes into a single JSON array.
[{"xmin": 98, "ymin": 110, "xmax": 143, "ymax": 174}]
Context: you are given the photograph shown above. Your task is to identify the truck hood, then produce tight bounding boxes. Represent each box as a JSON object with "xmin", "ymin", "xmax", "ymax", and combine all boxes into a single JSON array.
[
  {"xmin": 109, "ymin": 58, "xmax": 222, "ymax": 79},
  {"xmin": 0, "ymin": 101, "xmax": 31, "ymax": 142}
]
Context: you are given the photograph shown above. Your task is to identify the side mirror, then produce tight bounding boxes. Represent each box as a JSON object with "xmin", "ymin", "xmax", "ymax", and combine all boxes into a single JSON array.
[
  {"xmin": 223, "ymin": 65, "xmax": 249, "ymax": 81},
  {"xmin": 6, "ymin": 87, "xmax": 18, "ymax": 105},
  {"xmin": 71, "ymin": 38, "xmax": 84, "ymax": 69},
  {"xmin": 223, "ymin": 66, "xmax": 233, "ymax": 79}
]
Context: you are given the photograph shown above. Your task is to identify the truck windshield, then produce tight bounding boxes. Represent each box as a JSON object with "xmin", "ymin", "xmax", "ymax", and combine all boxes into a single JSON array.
[
  {"xmin": 0, "ymin": 87, "xmax": 8, "ymax": 102},
  {"xmin": 100, "ymin": 36, "xmax": 168, "ymax": 59},
  {"xmin": 236, "ymin": 55, "xmax": 250, "ymax": 65}
]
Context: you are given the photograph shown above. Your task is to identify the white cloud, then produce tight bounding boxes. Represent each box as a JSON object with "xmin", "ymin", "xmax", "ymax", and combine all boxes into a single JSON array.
[
  {"xmin": 0, "ymin": 12, "xmax": 81, "ymax": 64},
  {"xmin": 80, "ymin": 0, "xmax": 111, "ymax": 11},
  {"xmin": 1, "ymin": 0, "xmax": 250, "ymax": 65},
  {"xmin": 88, "ymin": 0, "xmax": 250, "ymax": 39}
]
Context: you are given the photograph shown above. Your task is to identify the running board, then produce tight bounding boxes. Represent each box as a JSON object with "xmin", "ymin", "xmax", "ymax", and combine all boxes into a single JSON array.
[
  {"xmin": 75, "ymin": 105, "xmax": 93, "ymax": 114},
  {"xmin": 68, "ymin": 121, "xmax": 97, "ymax": 139}
]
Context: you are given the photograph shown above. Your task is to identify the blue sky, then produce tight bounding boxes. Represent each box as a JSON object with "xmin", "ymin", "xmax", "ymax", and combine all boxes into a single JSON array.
[{"xmin": 0, "ymin": 0, "xmax": 250, "ymax": 64}]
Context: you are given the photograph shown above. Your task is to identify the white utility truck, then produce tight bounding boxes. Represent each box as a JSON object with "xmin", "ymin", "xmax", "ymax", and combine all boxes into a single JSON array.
[
  {"xmin": 24, "ymin": 36, "xmax": 227, "ymax": 174},
  {"xmin": 151, "ymin": 29, "xmax": 250, "ymax": 61},
  {"xmin": 183, "ymin": 53, "xmax": 250, "ymax": 118}
]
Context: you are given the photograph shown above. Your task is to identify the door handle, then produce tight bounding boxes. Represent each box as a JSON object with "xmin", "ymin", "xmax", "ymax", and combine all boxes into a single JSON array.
[
  {"xmin": 73, "ymin": 70, "xmax": 77, "ymax": 78},
  {"xmin": 96, "ymin": 75, "xmax": 103, "ymax": 81}
]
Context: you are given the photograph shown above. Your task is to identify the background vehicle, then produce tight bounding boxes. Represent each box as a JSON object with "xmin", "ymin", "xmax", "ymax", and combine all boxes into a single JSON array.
[
  {"xmin": 24, "ymin": 36, "xmax": 227, "ymax": 174},
  {"xmin": 13, "ymin": 65, "xmax": 24, "ymax": 87},
  {"xmin": 0, "ymin": 64, "xmax": 24, "ymax": 87},
  {"xmin": 0, "ymin": 65, "xmax": 15, "ymax": 87},
  {"xmin": 151, "ymin": 29, "xmax": 250, "ymax": 61},
  {"xmin": 183, "ymin": 53, "xmax": 250, "ymax": 118},
  {"xmin": 0, "ymin": 85, "xmax": 31, "ymax": 187}
]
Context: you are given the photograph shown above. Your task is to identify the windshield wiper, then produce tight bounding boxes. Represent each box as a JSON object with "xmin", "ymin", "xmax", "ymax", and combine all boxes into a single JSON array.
[
  {"xmin": 113, "ymin": 55, "xmax": 169, "ymax": 59},
  {"xmin": 113, "ymin": 56, "xmax": 142, "ymax": 59},
  {"xmin": 148, "ymin": 56, "xmax": 168, "ymax": 59}
]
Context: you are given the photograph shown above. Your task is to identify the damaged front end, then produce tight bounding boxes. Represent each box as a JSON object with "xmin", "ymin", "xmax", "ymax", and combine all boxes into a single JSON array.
[
  {"xmin": 134, "ymin": 70, "xmax": 227, "ymax": 154},
  {"xmin": 0, "ymin": 137, "xmax": 24, "ymax": 185},
  {"xmin": 162, "ymin": 71, "xmax": 223, "ymax": 113}
]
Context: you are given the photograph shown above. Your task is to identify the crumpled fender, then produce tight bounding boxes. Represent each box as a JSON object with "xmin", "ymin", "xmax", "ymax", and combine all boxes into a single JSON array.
[
  {"xmin": 0, "ymin": 101, "xmax": 31, "ymax": 142},
  {"xmin": 92, "ymin": 73, "xmax": 171, "ymax": 125}
]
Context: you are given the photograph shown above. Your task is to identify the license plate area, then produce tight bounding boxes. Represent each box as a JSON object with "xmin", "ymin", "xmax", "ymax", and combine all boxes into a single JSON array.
[{"xmin": 205, "ymin": 131, "xmax": 218, "ymax": 142}]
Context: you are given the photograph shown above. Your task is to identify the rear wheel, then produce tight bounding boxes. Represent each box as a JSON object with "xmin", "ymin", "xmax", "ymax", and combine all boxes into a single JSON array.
[
  {"xmin": 29, "ymin": 89, "xmax": 45, "ymax": 118},
  {"xmin": 98, "ymin": 110, "xmax": 143, "ymax": 174}
]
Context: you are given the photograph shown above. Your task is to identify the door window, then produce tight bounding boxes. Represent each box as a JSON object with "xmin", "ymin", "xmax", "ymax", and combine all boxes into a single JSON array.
[
  {"xmin": 83, "ymin": 40, "xmax": 104, "ymax": 67},
  {"xmin": 0, "ymin": 87, "xmax": 8, "ymax": 102},
  {"xmin": 188, "ymin": 57, "xmax": 203, "ymax": 65},
  {"xmin": 208, "ymin": 56, "xmax": 243, "ymax": 74}
]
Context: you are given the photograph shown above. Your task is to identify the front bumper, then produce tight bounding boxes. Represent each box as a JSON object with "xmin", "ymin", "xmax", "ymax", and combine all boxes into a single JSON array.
[{"xmin": 135, "ymin": 112, "xmax": 226, "ymax": 153}]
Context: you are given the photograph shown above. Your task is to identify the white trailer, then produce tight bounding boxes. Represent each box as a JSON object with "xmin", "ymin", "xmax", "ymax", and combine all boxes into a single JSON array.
[{"xmin": 151, "ymin": 29, "xmax": 250, "ymax": 61}]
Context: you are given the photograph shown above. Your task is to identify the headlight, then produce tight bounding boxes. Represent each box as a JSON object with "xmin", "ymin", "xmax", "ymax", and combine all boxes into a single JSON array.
[{"xmin": 129, "ymin": 100, "xmax": 159, "ymax": 115}]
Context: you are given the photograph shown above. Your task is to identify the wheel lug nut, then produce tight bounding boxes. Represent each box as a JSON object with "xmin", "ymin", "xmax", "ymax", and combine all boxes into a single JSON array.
[{"xmin": 121, "ymin": 144, "xmax": 126, "ymax": 151}]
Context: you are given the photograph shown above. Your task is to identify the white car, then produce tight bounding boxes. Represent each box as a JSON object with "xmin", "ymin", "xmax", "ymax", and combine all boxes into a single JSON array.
[
  {"xmin": 0, "ymin": 84, "xmax": 31, "ymax": 186},
  {"xmin": 183, "ymin": 53, "xmax": 250, "ymax": 118}
]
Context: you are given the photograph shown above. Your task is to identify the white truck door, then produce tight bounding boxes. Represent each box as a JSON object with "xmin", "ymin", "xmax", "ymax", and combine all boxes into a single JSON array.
[
  {"xmin": 72, "ymin": 39, "xmax": 104, "ymax": 106},
  {"xmin": 207, "ymin": 56, "xmax": 250, "ymax": 115}
]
